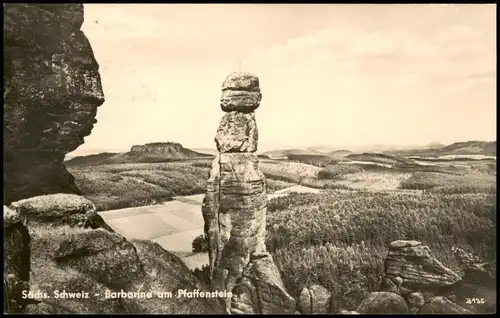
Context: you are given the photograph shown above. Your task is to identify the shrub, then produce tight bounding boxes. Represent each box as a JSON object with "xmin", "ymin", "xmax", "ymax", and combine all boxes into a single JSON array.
[
  {"xmin": 191, "ymin": 264, "xmax": 211, "ymax": 286},
  {"xmin": 192, "ymin": 234, "xmax": 209, "ymax": 253}
]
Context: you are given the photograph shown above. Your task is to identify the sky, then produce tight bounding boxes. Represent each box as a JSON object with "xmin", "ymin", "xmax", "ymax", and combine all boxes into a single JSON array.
[{"xmin": 73, "ymin": 4, "xmax": 496, "ymax": 155}]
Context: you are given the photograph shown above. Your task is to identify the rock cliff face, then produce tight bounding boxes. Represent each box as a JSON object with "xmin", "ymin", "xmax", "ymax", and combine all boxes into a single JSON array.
[
  {"xmin": 202, "ymin": 72, "xmax": 295, "ymax": 314},
  {"xmin": 3, "ymin": 4, "xmax": 105, "ymax": 204}
]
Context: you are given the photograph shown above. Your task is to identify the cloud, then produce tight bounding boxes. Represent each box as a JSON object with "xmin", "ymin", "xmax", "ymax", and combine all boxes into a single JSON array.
[{"xmin": 244, "ymin": 11, "xmax": 495, "ymax": 87}]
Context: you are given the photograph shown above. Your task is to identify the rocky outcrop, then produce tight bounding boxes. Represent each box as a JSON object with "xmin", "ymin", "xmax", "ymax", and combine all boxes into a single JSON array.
[
  {"xmin": 9, "ymin": 194, "xmax": 100, "ymax": 228},
  {"xmin": 356, "ymin": 292, "xmax": 409, "ymax": 314},
  {"xmin": 434, "ymin": 261, "xmax": 496, "ymax": 313},
  {"xmin": 4, "ymin": 206, "xmax": 32, "ymax": 313},
  {"xmin": 26, "ymin": 228, "xmax": 226, "ymax": 314},
  {"xmin": 230, "ymin": 252, "xmax": 296, "ymax": 314},
  {"xmin": 297, "ymin": 285, "xmax": 332, "ymax": 314},
  {"xmin": 5, "ymin": 192, "xmax": 224, "ymax": 314},
  {"xmin": 363, "ymin": 240, "xmax": 496, "ymax": 314},
  {"xmin": 3, "ymin": 4, "xmax": 105, "ymax": 204},
  {"xmin": 419, "ymin": 296, "xmax": 473, "ymax": 314},
  {"xmin": 381, "ymin": 240, "xmax": 461, "ymax": 297},
  {"xmin": 202, "ymin": 72, "xmax": 295, "ymax": 313}
]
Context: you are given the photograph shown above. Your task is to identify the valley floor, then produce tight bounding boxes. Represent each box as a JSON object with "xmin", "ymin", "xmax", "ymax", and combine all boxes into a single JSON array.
[{"xmin": 98, "ymin": 186, "xmax": 320, "ymax": 270}]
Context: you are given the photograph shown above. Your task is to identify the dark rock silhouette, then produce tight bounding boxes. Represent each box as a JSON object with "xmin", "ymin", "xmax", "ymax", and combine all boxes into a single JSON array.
[
  {"xmin": 3, "ymin": 206, "xmax": 32, "ymax": 313},
  {"xmin": 3, "ymin": 4, "xmax": 105, "ymax": 204}
]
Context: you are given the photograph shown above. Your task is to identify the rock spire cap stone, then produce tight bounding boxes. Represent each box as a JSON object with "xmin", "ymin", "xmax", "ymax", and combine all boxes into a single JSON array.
[
  {"xmin": 222, "ymin": 72, "xmax": 260, "ymax": 92},
  {"xmin": 220, "ymin": 72, "xmax": 262, "ymax": 112}
]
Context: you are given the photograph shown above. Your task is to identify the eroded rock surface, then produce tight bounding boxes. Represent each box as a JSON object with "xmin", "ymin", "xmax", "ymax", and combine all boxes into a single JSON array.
[
  {"xmin": 3, "ymin": 3, "xmax": 105, "ymax": 204},
  {"xmin": 220, "ymin": 72, "xmax": 262, "ymax": 112},
  {"xmin": 297, "ymin": 285, "xmax": 332, "ymax": 314},
  {"xmin": 419, "ymin": 296, "xmax": 473, "ymax": 314},
  {"xmin": 215, "ymin": 112, "xmax": 258, "ymax": 153},
  {"xmin": 356, "ymin": 292, "xmax": 409, "ymax": 314},
  {"xmin": 203, "ymin": 72, "xmax": 294, "ymax": 313},
  {"xmin": 367, "ymin": 240, "xmax": 495, "ymax": 314},
  {"xmin": 435, "ymin": 261, "xmax": 497, "ymax": 313},
  {"xmin": 230, "ymin": 252, "xmax": 296, "ymax": 314},
  {"xmin": 4, "ymin": 206, "xmax": 32, "ymax": 313},
  {"xmin": 382, "ymin": 240, "xmax": 461, "ymax": 297},
  {"xmin": 9, "ymin": 194, "xmax": 98, "ymax": 227},
  {"xmin": 27, "ymin": 228, "xmax": 226, "ymax": 314}
]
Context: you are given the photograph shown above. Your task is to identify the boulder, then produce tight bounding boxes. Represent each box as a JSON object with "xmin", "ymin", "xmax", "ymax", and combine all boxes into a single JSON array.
[
  {"xmin": 383, "ymin": 240, "xmax": 461, "ymax": 295},
  {"xmin": 222, "ymin": 72, "xmax": 260, "ymax": 91},
  {"xmin": 356, "ymin": 292, "xmax": 408, "ymax": 314},
  {"xmin": 406, "ymin": 292, "xmax": 425, "ymax": 308},
  {"xmin": 3, "ymin": 3, "xmax": 105, "ymax": 204},
  {"xmin": 9, "ymin": 194, "xmax": 97, "ymax": 227},
  {"xmin": 220, "ymin": 72, "xmax": 262, "ymax": 112},
  {"xmin": 297, "ymin": 285, "xmax": 332, "ymax": 314}
]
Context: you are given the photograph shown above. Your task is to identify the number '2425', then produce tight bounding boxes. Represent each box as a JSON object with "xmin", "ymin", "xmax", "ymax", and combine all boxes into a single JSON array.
[{"xmin": 466, "ymin": 298, "xmax": 485, "ymax": 304}]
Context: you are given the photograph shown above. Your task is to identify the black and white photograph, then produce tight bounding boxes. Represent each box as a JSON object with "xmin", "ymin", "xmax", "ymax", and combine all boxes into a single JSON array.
[{"xmin": 3, "ymin": 3, "xmax": 496, "ymax": 314}]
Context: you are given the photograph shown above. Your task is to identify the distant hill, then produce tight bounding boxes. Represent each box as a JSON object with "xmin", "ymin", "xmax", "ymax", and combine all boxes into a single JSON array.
[
  {"xmin": 388, "ymin": 141, "xmax": 496, "ymax": 157},
  {"xmin": 307, "ymin": 146, "xmax": 338, "ymax": 153},
  {"xmin": 346, "ymin": 153, "xmax": 416, "ymax": 166},
  {"xmin": 65, "ymin": 142, "xmax": 213, "ymax": 166},
  {"xmin": 191, "ymin": 148, "xmax": 218, "ymax": 156},
  {"xmin": 427, "ymin": 142, "xmax": 446, "ymax": 149},
  {"xmin": 261, "ymin": 148, "xmax": 325, "ymax": 159},
  {"xmin": 64, "ymin": 152, "xmax": 119, "ymax": 166},
  {"xmin": 328, "ymin": 150, "xmax": 353, "ymax": 160},
  {"xmin": 439, "ymin": 141, "xmax": 496, "ymax": 156}
]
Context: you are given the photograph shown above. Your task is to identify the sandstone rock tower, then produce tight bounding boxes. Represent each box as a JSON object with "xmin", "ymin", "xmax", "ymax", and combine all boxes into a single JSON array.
[
  {"xmin": 202, "ymin": 73, "xmax": 295, "ymax": 314},
  {"xmin": 3, "ymin": 4, "xmax": 105, "ymax": 204}
]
